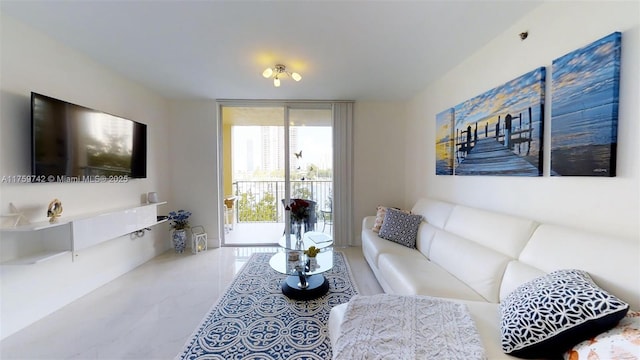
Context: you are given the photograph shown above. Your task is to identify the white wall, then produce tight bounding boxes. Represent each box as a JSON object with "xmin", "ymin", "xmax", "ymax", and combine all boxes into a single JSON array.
[
  {"xmin": 405, "ymin": 1, "xmax": 639, "ymax": 239},
  {"xmin": 0, "ymin": 15, "xmax": 171, "ymax": 339},
  {"xmin": 168, "ymin": 100, "xmax": 220, "ymax": 247},
  {"xmin": 352, "ymin": 101, "xmax": 408, "ymax": 240}
]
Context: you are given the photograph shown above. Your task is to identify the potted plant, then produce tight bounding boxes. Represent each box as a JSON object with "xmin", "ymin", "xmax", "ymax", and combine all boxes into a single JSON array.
[
  {"xmin": 304, "ymin": 246, "xmax": 320, "ymax": 271},
  {"xmin": 168, "ymin": 209, "xmax": 191, "ymax": 253}
]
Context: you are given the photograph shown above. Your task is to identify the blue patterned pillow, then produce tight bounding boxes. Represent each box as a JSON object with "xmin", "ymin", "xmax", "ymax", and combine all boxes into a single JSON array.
[
  {"xmin": 500, "ymin": 269, "xmax": 629, "ymax": 359},
  {"xmin": 377, "ymin": 208, "xmax": 422, "ymax": 248}
]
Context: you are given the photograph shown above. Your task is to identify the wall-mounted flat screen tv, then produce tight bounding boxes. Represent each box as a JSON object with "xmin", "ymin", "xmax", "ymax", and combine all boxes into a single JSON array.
[{"xmin": 31, "ymin": 92, "xmax": 147, "ymax": 181}]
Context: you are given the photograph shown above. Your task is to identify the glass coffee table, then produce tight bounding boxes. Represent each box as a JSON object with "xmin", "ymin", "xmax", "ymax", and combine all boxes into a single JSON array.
[
  {"xmin": 270, "ymin": 233, "xmax": 334, "ymax": 300},
  {"xmin": 277, "ymin": 231, "xmax": 333, "ymax": 250}
]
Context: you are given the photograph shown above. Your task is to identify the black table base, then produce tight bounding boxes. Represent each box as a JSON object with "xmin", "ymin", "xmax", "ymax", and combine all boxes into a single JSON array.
[{"xmin": 281, "ymin": 274, "xmax": 329, "ymax": 300}]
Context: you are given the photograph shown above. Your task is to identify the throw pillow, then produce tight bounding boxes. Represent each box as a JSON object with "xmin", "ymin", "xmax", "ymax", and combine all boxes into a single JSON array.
[
  {"xmin": 500, "ymin": 269, "xmax": 629, "ymax": 359},
  {"xmin": 377, "ymin": 208, "xmax": 422, "ymax": 248},
  {"xmin": 372, "ymin": 206, "xmax": 388, "ymax": 232},
  {"xmin": 372, "ymin": 206, "xmax": 410, "ymax": 233},
  {"xmin": 564, "ymin": 311, "xmax": 640, "ymax": 360}
]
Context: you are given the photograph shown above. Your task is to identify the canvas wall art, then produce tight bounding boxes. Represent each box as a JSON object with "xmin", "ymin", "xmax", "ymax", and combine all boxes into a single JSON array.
[
  {"xmin": 550, "ymin": 32, "xmax": 621, "ymax": 177},
  {"xmin": 452, "ymin": 67, "xmax": 546, "ymax": 176},
  {"xmin": 435, "ymin": 108, "xmax": 454, "ymax": 175}
]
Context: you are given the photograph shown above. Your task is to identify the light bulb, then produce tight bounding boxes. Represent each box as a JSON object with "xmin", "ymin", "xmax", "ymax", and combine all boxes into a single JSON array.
[
  {"xmin": 262, "ymin": 68, "xmax": 273, "ymax": 78},
  {"xmin": 274, "ymin": 77, "xmax": 281, "ymax": 87},
  {"xmin": 291, "ymin": 72, "xmax": 302, "ymax": 82}
]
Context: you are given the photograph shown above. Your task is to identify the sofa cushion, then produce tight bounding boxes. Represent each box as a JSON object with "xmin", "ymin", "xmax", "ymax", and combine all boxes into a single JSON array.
[
  {"xmin": 520, "ymin": 224, "xmax": 640, "ymax": 310},
  {"xmin": 429, "ymin": 230, "xmax": 511, "ymax": 302},
  {"xmin": 410, "ymin": 198, "xmax": 455, "ymax": 229},
  {"xmin": 377, "ymin": 253, "xmax": 486, "ymax": 301},
  {"xmin": 500, "ymin": 269, "xmax": 629, "ymax": 359},
  {"xmin": 499, "ymin": 261, "xmax": 546, "ymax": 302},
  {"xmin": 414, "ymin": 222, "xmax": 439, "ymax": 259},
  {"xmin": 444, "ymin": 204, "xmax": 538, "ymax": 258},
  {"xmin": 362, "ymin": 226, "xmax": 418, "ymax": 269},
  {"xmin": 378, "ymin": 208, "xmax": 422, "ymax": 248}
]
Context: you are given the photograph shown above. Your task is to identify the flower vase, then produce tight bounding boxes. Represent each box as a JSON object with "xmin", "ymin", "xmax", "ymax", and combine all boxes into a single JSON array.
[
  {"xmin": 293, "ymin": 221, "xmax": 303, "ymax": 248},
  {"xmin": 307, "ymin": 257, "xmax": 318, "ymax": 271},
  {"xmin": 172, "ymin": 229, "xmax": 187, "ymax": 253}
]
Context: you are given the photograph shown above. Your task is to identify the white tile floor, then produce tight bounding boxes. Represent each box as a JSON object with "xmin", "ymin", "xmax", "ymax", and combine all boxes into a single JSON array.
[{"xmin": 0, "ymin": 246, "xmax": 382, "ymax": 360}]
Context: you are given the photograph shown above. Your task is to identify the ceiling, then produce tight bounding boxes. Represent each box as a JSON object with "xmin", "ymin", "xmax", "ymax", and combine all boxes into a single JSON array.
[{"xmin": 0, "ymin": 1, "xmax": 542, "ymax": 101}]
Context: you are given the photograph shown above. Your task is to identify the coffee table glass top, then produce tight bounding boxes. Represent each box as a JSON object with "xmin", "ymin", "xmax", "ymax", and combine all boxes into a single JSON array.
[
  {"xmin": 269, "ymin": 248, "xmax": 333, "ymax": 276},
  {"xmin": 278, "ymin": 231, "xmax": 333, "ymax": 250}
]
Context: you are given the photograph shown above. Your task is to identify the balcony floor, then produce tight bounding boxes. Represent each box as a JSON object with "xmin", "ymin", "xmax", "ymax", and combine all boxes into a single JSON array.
[{"xmin": 223, "ymin": 221, "xmax": 332, "ymax": 246}]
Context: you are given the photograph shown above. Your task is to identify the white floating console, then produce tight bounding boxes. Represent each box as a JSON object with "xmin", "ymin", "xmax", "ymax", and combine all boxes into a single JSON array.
[
  {"xmin": 1, "ymin": 224, "xmax": 72, "ymax": 265},
  {"xmin": 0, "ymin": 202, "xmax": 167, "ymax": 265},
  {"xmin": 72, "ymin": 203, "xmax": 163, "ymax": 252}
]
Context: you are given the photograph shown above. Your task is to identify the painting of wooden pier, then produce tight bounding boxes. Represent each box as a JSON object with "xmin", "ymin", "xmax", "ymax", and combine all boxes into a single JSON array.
[
  {"xmin": 435, "ymin": 108, "xmax": 454, "ymax": 175},
  {"xmin": 451, "ymin": 67, "xmax": 545, "ymax": 176},
  {"xmin": 551, "ymin": 32, "xmax": 621, "ymax": 177}
]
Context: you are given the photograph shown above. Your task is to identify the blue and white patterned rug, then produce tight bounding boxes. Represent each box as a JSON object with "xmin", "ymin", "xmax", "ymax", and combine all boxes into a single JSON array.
[{"xmin": 176, "ymin": 251, "xmax": 359, "ymax": 360}]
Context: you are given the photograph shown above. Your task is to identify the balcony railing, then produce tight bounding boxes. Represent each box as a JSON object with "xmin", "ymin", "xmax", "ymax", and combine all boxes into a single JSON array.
[{"xmin": 232, "ymin": 180, "xmax": 332, "ymax": 223}]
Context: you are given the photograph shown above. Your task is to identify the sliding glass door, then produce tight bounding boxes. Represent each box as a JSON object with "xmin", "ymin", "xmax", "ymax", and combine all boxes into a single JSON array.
[
  {"xmin": 219, "ymin": 103, "xmax": 333, "ymax": 246},
  {"xmin": 287, "ymin": 108, "xmax": 333, "ymax": 238}
]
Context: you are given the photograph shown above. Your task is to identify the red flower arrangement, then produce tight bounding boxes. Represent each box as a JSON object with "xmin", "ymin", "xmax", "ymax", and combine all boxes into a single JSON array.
[{"xmin": 288, "ymin": 199, "xmax": 311, "ymax": 222}]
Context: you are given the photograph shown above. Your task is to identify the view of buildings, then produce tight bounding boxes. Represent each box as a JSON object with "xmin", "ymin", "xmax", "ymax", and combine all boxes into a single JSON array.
[
  {"xmin": 232, "ymin": 125, "xmax": 332, "ymax": 180},
  {"xmin": 230, "ymin": 125, "xmax": 333, "ymax": 222}
]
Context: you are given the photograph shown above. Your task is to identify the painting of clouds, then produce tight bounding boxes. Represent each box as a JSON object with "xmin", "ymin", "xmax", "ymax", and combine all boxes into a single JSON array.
[
  {"xmin": 452, "ymin": 67, "xmax": 546, "ymax": 176},
  {"xmin": 551, "ymin": 32, "xmax": 621, "ymax": 177}
]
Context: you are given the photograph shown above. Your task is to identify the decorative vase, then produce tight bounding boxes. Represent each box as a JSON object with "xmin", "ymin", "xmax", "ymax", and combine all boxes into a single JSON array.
[
  {"xmin": 306, "ymin": 257, "xmax": 318, "ymax": 271},
  {"xmin": 172, "ymin": 229, "xmax": 187, "ymax": 253},
  {"xmin": 293, "ymin": 221, "xmax": 303, "ymax": 242}
]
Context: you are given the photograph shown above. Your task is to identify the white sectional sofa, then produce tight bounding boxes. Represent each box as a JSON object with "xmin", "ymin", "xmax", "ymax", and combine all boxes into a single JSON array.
[{"xmin": 329, "ymin": 197, "xmax": 640, "ymax": 359}]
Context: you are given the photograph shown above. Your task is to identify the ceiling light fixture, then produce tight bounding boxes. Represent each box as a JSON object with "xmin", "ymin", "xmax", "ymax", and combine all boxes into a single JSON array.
[{"xmin": 262, "ymin": 64, "xmax": 302, "ymax": 87}]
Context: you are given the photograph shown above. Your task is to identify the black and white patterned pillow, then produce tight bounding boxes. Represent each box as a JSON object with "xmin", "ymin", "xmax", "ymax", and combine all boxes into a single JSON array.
[
  {"xmin": 377, "ymin": 208, "xmax": 422, "ymax": 248},
  {"xmin": 500, "ymin": 269, "xmax": 629, "ymax": 359}
]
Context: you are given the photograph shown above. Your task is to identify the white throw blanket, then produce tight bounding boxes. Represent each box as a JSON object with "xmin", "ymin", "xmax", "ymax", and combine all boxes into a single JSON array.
[{"xmin": 332, "ymin": 294, "xmax": 487, "ymax": 360}]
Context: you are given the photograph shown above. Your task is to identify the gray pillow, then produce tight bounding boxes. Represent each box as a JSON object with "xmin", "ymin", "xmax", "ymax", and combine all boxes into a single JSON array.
[{"xmin": 378, "ymin": 208, "xmax": 422, "ymax": 248}]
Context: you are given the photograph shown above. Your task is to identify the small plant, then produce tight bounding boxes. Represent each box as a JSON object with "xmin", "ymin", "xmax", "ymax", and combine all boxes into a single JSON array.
[
  {"xmin": 304, "ymin": 246, "xmax": 320, "ymax": 258},
  {"xmin": 168, "ymin": 209, "xmax": 191, "ymax": 230}
]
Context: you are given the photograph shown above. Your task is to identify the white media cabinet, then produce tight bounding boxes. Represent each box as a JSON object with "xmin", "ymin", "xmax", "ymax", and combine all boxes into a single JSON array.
[{"xmin": 0, "ymin": 202, "xmax": 167, "ymax": 265}]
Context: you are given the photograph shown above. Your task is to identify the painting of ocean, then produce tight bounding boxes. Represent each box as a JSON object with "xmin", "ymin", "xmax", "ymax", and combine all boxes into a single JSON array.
[
  {"xmin": 551, "ymin": 32, "xmax": 621, "ymax": 176},
  {"xmin": 452, "ymin": 67, "xmax": 545, "ymax": 176},
  {"xmin": 435, "ymin": 108, "xmax": 454, "ymax": 175}
]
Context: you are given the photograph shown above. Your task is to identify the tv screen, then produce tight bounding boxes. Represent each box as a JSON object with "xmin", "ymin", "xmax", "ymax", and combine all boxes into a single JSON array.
[{"xmin": 31, "ymin": 92, "xmax": 147, "ymax": 182}]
